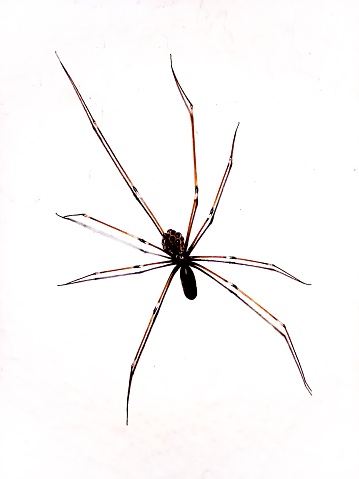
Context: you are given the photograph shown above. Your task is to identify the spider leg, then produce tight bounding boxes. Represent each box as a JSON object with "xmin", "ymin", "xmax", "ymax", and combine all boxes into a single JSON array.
[
  {"xmin": 58, "ymin": 260, "xmax": 173, "ymax": 286},
  {"xmin": 188, "ymin": 123, "xmax": 239, "ymax": 254},
  {"xmin": 56, "ymin": 213, "xmax": 167, "ymax": 257},
  {"xmin": 192, "ymin": 256, "xmax": 310, "ymax": 285},
  {"xmin": 192, "ymin": 263, "xmax": 312, "ymax": 395},
  {"xmin": 126, "ymin": 265, "xmax": 179, "ymax": 425},
  {"xmin": 55, "ymin": 53, "xmax": 164, "ymax": 236},
  {"xmin": 170, "ymin": 55, "xmax": 198, "ymax": 250}
]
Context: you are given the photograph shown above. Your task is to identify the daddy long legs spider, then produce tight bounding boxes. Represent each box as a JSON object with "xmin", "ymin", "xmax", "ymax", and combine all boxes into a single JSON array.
[{"xmin": 56, "ymin": 52, "xmax": 312, "ymax": 425}]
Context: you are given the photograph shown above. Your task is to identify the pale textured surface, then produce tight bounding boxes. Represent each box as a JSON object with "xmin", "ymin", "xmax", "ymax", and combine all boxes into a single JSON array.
[{"xmin": 1, "ymin": 1, "xmax": 359, "ymax": 478}]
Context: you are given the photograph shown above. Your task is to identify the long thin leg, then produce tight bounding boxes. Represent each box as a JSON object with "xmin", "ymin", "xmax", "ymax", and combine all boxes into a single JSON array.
[
  {"xmin": 193, "ymin": 263, "xmax": 312, "ymax": 395},
  {"xmin": 56, "ymin": 213, "xmax": 167, "ymax": 256},
  {"xmin": 192, "ymin": 255, "xmax": 310, "ymax": 284},
  {"xmin": 55, "ymin": 52, "xmax": 164, "ymax": 236},
  {"xmin": 58, "ymin": 260, "xmax": 173, "ymax": 286},
  {"xmin": 126, "ymin": 265, "xmax": 179, "ymax": 425},
  {"xmin": 170, "ymin": 55, "xmax": 198, "ymax": 250},
  {"xmin": 188, "ymin": 123, "xmax": 239, "ymax": 254}
]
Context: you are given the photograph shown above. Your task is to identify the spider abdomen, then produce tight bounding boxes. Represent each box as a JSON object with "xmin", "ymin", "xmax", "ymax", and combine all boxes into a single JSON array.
[{"xmin": 180, "ymin": 265, "xmax": 197, "ymax": 300}]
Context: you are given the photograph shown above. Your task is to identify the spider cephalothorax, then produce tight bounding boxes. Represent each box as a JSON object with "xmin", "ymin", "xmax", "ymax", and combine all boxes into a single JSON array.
[{"xmin": 162, "ymin": 229, "xmax": 185, "ymax": 257}]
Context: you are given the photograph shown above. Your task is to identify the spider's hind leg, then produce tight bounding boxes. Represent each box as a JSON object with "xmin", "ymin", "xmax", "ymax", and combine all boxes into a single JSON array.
[{"xmin": 126, "ymin": 265, "xmax": 179, "ymax": 425}]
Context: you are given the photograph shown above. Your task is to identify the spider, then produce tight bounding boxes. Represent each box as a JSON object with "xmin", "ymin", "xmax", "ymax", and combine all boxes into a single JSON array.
[{"xmin": 55, "ymin": 52, "xmax": 312, "ymax": 425}]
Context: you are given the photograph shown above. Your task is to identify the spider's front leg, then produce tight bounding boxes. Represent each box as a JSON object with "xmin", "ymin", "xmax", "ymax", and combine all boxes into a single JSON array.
[
  {"xmin": 55, "ymin": 52, "xmax": 164, "ymax": 236},
  {"xmin": 188, "ymin": 122, "xmax": 239, "ymax": 254},
  {"xmin": 170, "ymin": 55, "xmax": 199, "ymax": 250}
]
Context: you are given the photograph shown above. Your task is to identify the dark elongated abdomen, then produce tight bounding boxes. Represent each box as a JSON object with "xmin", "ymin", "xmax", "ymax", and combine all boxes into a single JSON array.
[{"xmin": 180, "ymin": 265, "xmax": 197, "ymax": 300}]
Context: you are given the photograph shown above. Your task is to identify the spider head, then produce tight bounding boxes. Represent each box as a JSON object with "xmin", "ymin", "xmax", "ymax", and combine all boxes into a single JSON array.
[{"xmin": 162, "ymin": 229, "xmax": 185, "ymax": 258}]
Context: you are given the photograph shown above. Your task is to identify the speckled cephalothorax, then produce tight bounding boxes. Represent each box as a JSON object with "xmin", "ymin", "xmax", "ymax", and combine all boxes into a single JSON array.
[{"xmin": 162, "ymin": 229, "xmax": 185, "ymax": 257}]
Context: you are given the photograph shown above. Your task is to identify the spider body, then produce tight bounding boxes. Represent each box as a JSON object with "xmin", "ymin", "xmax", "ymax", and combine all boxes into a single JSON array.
[
  {"xmin": 162, "ymin": 228, "xmax": 197, "ymax": 300},
  {"xmin": 56, "ymin": 52, "xmax": 311, "ymax": 425}
]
